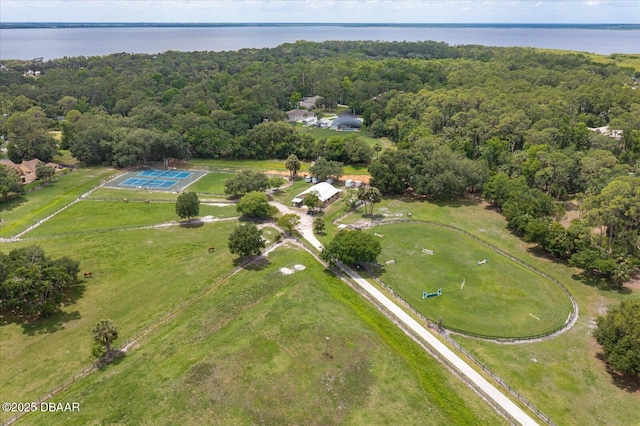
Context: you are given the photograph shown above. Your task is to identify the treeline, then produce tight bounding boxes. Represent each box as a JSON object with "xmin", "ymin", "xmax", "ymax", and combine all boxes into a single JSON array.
[{"xmin": 1, "ymin": 40, "xmax": 639, "ymax": 283}]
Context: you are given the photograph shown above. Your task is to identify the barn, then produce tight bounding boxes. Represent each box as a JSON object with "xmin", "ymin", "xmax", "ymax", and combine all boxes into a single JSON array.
[{"xmin": 291, "ymin": 182, "xmax": 342, "ymax": 208}]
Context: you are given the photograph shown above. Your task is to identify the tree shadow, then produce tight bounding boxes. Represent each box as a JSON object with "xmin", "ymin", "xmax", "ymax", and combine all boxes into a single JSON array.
[
  {"xmin": 20, "ymin": 310, "xmax": 82, "ymax": 335},
  {"xmin": 571, "ymin": 273, "xmax": 630, "ymax": 293},
  {"xmin": 525, "ymin": 245, "xmax": 567, "ymax": 265},
  {"xmin": 96, "ymin": 350, "xmax": 126, "ymax": 370},
  {"xmin": 0, "ymin": 193, "xmax": 28, "ymax": 214},
  {"xmin": 430, "ymin": 197, "xmax": 483, "ymax": 208},
  {"xmin": 596, "ymin": 353, "xmax": 640, "ymax": 393},
  {"xmin": 244, "ymin": 256, "xmax": 271, "ymax": 271},
  {"xmin": 179, "ymin": 219, "xmax": 204, "ymax": 228}
]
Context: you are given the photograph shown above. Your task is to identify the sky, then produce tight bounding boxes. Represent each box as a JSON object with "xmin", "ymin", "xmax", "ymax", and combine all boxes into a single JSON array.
[{"xmin": 1, "ymin": 0, "xmax": 639, "ymax": 24}]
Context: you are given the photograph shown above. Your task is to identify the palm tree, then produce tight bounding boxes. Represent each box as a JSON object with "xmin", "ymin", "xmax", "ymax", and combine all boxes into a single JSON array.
[{"xmin": 92, "ymin": 319, "xmax": 119, "ymax": 355}]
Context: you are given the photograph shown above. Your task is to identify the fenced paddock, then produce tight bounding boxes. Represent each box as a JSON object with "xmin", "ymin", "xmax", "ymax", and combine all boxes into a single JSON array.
[{"xmin": 360, "ymin": 220, "xmax": 575, "ymax": 339}]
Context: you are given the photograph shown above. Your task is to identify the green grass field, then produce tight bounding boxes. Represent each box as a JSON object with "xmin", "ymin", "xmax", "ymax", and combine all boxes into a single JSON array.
[
  {"xmin": 0, "ymin": 168, "xmax": 116, "ymax": 238},
  {"xmin": 2, "ymin": 165, "xmax": 639, "ymax": 425},
  {"xmin": 364, "ymin": 223, "xmax": 572, "ymax": 337},
  {"xmin": 0, "ymin": 221, "xmax": 244, "ymax": 420},
  {"xmin": 21, "ymin": 247, "xmax": 504, "ymax": 426},
  {"xmin": 24, "ymin": 200, "xmax": 238, "ymax": 238},
  {"xmin": 330, "ymin": 196, "xmax": 640, "ymax": 425},
  {"xmin": 183, "ymin": 171, "xmax": 235, "ymax": 195}
]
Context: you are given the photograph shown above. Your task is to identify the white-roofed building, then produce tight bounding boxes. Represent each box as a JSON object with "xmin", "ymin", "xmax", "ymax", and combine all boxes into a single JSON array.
[{"xmin": 291, "ymin": 182, "xmax": 342, "ymax": 208}]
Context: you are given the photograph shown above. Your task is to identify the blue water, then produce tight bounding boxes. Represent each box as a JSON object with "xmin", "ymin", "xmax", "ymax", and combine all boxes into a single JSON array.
[{"xmin": 1, "ymin": 24, "xmax": 638, "ymax": 60}]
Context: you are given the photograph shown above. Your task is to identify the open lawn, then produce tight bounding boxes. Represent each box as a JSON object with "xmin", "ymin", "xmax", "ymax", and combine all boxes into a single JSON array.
[
  {"xmin": 0, "ymin": 168, "xmax": 116, "ymax": 238},
  {"xmin": 4, "ymin": 163, "xmax": 639, "ymax": 425},
  {"xmin": 298, "ymin": 124, "xmax": 383, "ymax": 148},
  {"xmin": 24, "ymin": 200, "xmax": 238, "ymax": 238},
  {"xmin": 188, "ymin": 158, "xmax": 305, "ymax": 173},
  {"xmin": 52, "ymin": 149, "xmax": 80, "ymax": 165},
  {"xmin": 364, "ymin": 223, "xmax": 573, "ymax": 337},
  {"xmin": 22, "ymin": 247, "xmax": 504, "ymax": 426},
  {"xmin": 183, "ymin": 171, "xmax": 235, "ymax": 195},
  {"xmin": 188, "ymin": 157, "xmax": 371, "ymax": 178}
]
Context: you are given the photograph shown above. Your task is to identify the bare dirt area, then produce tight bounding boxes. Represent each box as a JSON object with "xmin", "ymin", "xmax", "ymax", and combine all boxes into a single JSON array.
[{"xmin": 560, "ymin": 200, "xmax": 581, "ymax": 227}]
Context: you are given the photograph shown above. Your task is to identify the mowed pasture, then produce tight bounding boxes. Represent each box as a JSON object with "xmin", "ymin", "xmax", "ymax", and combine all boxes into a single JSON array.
[
  {"xmin": 0, "ymin": 168, "xmax": 116, "ymax": 238},
  {"xmin": 23, "ymin": 247, "xmax": 504, "ymax": 426},
  {"xmin": 25, "ymin": 199, "xmax": 238, "ymax": 238},
  {"xmin": 0, "ymin": 220, "xmax": 247, "ymax": 421},
  {"xmin": 364, "ymin": 223, "xmax": 573, "ymax": 337},
  {"xmin": 181, "ymin": 171, "xmax": 235, "ymax": 195}
]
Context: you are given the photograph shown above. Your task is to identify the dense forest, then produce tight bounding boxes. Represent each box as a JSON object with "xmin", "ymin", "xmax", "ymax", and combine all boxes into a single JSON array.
[{"xmin": 1, "ymin": 40, "xmax": 639, "ymax": 284}]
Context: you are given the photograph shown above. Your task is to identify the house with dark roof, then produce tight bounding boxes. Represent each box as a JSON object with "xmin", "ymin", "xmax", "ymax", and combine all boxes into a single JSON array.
[{"xmin": 330, "ymin": 116, "xmax": 362, "ymax": 131}]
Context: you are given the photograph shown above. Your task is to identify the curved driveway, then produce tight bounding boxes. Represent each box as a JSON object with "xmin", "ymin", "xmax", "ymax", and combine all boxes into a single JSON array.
[{"xmin": 271, "ymin": 201, "xmax": 539, "ymax": 425}]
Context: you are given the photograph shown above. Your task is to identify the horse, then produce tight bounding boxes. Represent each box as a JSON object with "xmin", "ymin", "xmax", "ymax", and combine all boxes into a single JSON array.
[
  {"xmin": 84, "ymin": 271, "xmax": 93, "ymax": 278},
  {"xmin": 208, "ymin": 246, "xmax": 216, "ymax": 253},
  {"xmin": 123, "ymin": 198, "xmax": 128, "ymax": 203}
]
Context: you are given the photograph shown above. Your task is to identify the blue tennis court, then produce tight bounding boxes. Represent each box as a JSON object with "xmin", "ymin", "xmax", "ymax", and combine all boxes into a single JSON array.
[
  {"xmin": 104, "ymin": 168, "xmax": 207, "ymax": 191},
  {"xmin": 138, "ymin": 170, "xmax": 192, "ymax": 179},
  {"xmin": 120, "ymin": 177, "xmax": 179, "ymax": 189}
]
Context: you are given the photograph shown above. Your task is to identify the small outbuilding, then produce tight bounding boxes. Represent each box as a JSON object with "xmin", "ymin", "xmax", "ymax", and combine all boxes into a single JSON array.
[
  {"xmin": 291, "ymin": 182, "xmax": 342, "ymax": 208},
  {"xmin": 330, "ymin": 116, "xmax": 362, "ymax": 131}
]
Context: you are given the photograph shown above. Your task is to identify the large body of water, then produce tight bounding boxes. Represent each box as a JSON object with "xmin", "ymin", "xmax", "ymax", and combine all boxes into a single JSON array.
[{"xmin": 0, "ymin": 24, "xmax": 639, "ymax": 61}]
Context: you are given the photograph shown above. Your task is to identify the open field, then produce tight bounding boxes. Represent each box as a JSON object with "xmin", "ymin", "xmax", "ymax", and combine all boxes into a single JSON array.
[
  {"xmin": 364, "ymin": 223, "xmax": 573, "ymax": 337},
  {"xmin": 24, "ymin": 200, "xmax": 238, "ymax": 238},
  {"xmin": 297, "ymin": 124, "xmax": 383, "ymax": 148},
  {"xmin": 188, "ymin": 157, "xmax": 371, "ymax": 177},
  {"xmin": 2, "ymin": 164, "xmax": 639, "ymax": 425},
  {"xmin": 0, "ymin": 167, "xmax": 116, "ymax": 238},
  {"xmin": 0, "ymin": 221, "xmax": 255, "ymax": 417},
  {"xmin": 182, "ymin": 171, "xmax": 234, "ymax": 195},
  {"xmin": 22, "ymin": 247, "xmax": 504, "ymax": 426},
  {"xmin": 331, "ymin": 196, "xmax": 640, "ymax": 424}
]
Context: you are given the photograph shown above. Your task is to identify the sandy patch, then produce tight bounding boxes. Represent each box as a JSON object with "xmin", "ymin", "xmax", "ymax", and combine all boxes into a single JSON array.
[{"xmin": 280, "ymin": 264, "xmax": 306, "ymax": 275}]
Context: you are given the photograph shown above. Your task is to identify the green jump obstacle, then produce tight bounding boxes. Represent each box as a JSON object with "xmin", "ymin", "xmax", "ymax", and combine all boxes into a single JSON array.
[{"xmin": 423, "ymin": 288, "xmax": 442, "ymax": 299}]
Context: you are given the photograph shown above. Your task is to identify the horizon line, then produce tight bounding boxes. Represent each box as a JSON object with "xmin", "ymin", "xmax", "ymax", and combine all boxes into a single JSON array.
[{"xmin": 2, "ymin": 22, "xmax": 639, "ymax": 25}]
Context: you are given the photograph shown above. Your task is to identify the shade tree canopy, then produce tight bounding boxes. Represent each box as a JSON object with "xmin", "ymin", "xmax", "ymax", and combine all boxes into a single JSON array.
[
  {"xmin": 236, "ymin": 191, "xmax": 271, "ymax": 218},
  {"xmin": 0, "ymin": 245, "xmax": 80, "ymax": 318},
  {"xmin": 228, "ymin": 223, "xmax": 266, "ymax": 258},
  {"xmin": 277, "ymin": 213, "xmax": 301, "ymax": 236},
  {"xmin": 0, "ymin": 164, "xmax": 24, "ymax": 201},
  {"xmin": 175, "ymin": 191, "xmax": 200, "ymax": 221},
  {"xmin": 285, "ymin": 154, "xmax": 301, "ymax": 179},
  {"xmin": 308, "ymin": 158, "xmax": 344, "ymax": 182},
  {"xmin": 594, "ymin": 300, "xmax": 640, "ymax": 378},
  {"xmin": 224, "ymin": 170, "xmax": 269, "ymax": 196},
  {"xmin": 320, "ymin": 230, "xmax": 382, "ymax": 266}
]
